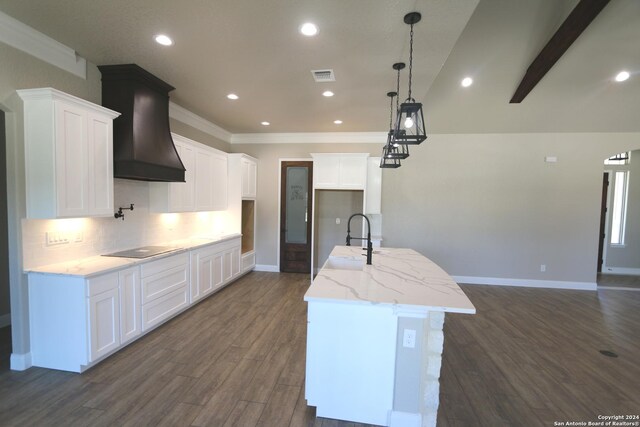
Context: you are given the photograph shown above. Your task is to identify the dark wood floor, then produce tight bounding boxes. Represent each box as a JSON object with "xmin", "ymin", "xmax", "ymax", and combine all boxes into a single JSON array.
[
  {"xmin": 597, "ymin": 273, "xmax": 640, "ymax": 290},
  {"xmin": 0, "ymin": 272, "xmax": 638, "ymax": 426}
]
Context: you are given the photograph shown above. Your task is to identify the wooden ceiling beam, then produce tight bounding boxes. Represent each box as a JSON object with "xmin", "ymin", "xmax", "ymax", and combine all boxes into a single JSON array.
[{"xmin": 510, "ymin": 0, "xmax": 610, "ymax": 103}]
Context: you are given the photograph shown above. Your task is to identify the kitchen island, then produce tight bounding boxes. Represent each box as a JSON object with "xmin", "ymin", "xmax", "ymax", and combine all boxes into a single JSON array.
[{"xmin": 304, "ymin": 246, "xmax": 475, "ymax": 427}]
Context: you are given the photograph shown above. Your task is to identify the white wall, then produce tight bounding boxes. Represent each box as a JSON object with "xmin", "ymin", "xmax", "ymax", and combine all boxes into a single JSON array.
[{"xmin": 382, "ymin": 133, "xmax": 640, "ymax": 285}]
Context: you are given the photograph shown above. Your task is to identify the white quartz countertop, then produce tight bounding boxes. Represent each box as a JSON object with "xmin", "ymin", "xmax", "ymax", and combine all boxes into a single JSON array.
[
  {"xmin": 25, "ymin": 233, "xmax": 242, "ymax": 278},
  {"xmin": 305, "ymin": 246, "xmax": 476, "ymax": 314}
]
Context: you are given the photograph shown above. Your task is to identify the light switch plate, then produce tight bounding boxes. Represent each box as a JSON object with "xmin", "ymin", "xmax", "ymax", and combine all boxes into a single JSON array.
[{"xmin": 46, "ymin": 231, "xmax": 69, "ymax": 246}]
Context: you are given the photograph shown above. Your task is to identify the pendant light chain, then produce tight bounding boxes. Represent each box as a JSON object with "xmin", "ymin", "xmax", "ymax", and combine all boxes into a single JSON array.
[
  {"xmin": 389, "ymin": 93, "xmax": 394, "ymax": 129},
  {"xmin": 396, "ymin": 66, "xmax": 401, "ymax": 113},
  {"xmin": 407, "ymin": 22, "xmax": 414, "ymax": 101}
]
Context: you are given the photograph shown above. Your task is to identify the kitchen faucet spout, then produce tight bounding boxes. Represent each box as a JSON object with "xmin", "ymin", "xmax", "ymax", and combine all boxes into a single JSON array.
[{"xmin": 346, "ymin": 213, "xmax": 373, "ymax": 265}]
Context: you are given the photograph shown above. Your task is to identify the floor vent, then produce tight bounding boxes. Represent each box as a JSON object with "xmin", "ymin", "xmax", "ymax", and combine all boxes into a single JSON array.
[
  {"xmin": 311, "ymin": 69, "xmax": 335, "ymax": 82},
  {"xmin": 599, "ymin": 350, "xmax": 618, "ymax": 358}
]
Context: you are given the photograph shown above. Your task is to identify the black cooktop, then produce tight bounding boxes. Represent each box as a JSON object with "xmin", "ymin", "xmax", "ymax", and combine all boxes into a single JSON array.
[{"xmin": 102, "ymin": 246, "xmax": 181, "ymax": 259}]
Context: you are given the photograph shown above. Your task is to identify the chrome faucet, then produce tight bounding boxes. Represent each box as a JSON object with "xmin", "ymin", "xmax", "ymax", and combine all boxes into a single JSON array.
[{"xmin": 346, "ymin": 213, "xmax": 373, "ymax": 265}]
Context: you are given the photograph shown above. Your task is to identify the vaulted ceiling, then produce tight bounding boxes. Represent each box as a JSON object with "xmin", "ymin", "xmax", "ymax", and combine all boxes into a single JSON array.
[{"xmin": 1, "ymin": 0, "xmax": 638, "ymax": 135}]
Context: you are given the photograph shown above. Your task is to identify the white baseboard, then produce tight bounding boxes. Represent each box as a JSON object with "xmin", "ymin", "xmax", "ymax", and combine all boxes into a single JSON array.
[
  {"xmin": 601, "ymin": 267, "xmax": 640, "ymax": 275},
  {"xmin": 0, "ymin": 313, "xmax": 10, "ymax": 328},
  {"xmin": 10, "ymin": 352, "xmax": 32, "ymax": 371},
  {"xmin": 453, "ymin": 276, "xmax": 597, "ymax": 291},
  {"xmin": 389, "ymin": 411, "xmax": 422, "ymax": 427},
  {"xmin": 254, "ymin": 264, "xmax": 279, "ymax": 272}
]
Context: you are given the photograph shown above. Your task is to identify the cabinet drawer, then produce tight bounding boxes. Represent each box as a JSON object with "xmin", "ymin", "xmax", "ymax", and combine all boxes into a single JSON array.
[
  {"xmin": 142, "ymin": 285, "xmax": 189, "ymax": 331},
  {"xmin": 141, "ymin": 264, "xmax": 189, "ymax": 304},
  {"xmin": 191, "ymin": 243, "xmax": 218, "ymax": 258},
  {"xmin": 218, "ymin": 237, "xmax": 241, "ymax": 252},
  {"xmin": 141, "ymin": 252, "xmax": 188, "ymax": 278},
  {"xmin": 87, "ymin": 272, "xmax": 119, "ymax": 297}
]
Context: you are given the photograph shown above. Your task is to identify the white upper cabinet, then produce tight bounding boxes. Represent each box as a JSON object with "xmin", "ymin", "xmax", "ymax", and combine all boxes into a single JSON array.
[
  {"xmin": 150, "ymin": 133, "xmax": 228, "ymax": 213},
  {"xmin": 18, "ymin": 88, "xmax": 120, "ymax": 219},
  {"xmin": 211, "ymin": 152, "xmax": 228, "ymax": 210},
  {"xmin": 87, "ymin": 112, "xmax": 115, "ymax": 216},
  {"xmin": 195, "ymin": 146, "xmax": 228, "ymax": 211},
  {"xmin": 241, "ymin": 157, "xmax": 257, "ymax": 199},
  {"xmin": 311, "ymin": 153, "xmax": 368, "ymax": 190},
  {"xmin": 195, "ymin": 147, "xmax": 214, "ymax": 211}
]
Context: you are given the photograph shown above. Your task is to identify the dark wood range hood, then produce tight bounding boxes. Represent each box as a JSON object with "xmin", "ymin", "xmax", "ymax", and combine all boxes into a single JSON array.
[{"xmin": 98, "ymin": 64, "xmax": 185, "ymax": 182}]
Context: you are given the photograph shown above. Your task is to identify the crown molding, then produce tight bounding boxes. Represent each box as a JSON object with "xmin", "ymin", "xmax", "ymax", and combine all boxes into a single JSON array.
[
  {"xmin": 230, "ymin": 132, "xmax": 387, "ymax": 144},
  {"xmin": 169, "ymin": 102, "xmax": 232, "ymax": 143},
  {"xmin": 0, "ymin": 10, "xmax": 86, "ymax": 79}
]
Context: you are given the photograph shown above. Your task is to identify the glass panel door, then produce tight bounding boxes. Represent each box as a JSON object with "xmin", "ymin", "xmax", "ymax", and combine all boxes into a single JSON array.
[{"xmin": 285, "ymin": 167, "xmax": 308, "ymax": 244}]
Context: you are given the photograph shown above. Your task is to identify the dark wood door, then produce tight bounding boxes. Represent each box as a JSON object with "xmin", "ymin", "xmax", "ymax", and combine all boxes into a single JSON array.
[
  {"xmin": 280, "ymin": 161, "xmax": 313, "ymax": 273},
  {"xmin": 597, "ymin": 172, "xmax": 609, "ymax": 272}
]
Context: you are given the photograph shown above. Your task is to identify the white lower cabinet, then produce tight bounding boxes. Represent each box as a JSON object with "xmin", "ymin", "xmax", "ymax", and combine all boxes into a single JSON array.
[
  {"xmin": 190, "ymin": 239, "xmax": 243, "ymax": 305},
  {"xmin": 223, "ymin": 244, "xmax": 241, "ymax": 283},
  {"xmin": 140, "ymin": 253, "xmax": 189, "ymax": 331},
  {"xmin": 87, "ymin": 274, "xmax": 120, "ymax": 362},
  {"xmin": 119, "ymin": 267, "xmax": 141, "ymax": 345},
  {"xmin": 28, "ymin": 236, "xmax": 244, "ymax": 372},
  {"xmin": 190, "ymin": 245, "xmax": 224, "ymax": 303}
]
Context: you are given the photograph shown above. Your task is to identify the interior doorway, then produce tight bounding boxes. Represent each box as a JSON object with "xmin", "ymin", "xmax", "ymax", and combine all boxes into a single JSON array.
[
  {"xmin": 280, "ymin": 161, "xmax": 313, "ymax": 273},
  {"xmin": 597, "ymin": 172, "xmax": 609, "ymax": 272}
]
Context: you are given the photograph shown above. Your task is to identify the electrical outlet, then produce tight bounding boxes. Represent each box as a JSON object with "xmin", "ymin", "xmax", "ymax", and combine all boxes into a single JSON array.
[
  {"xmin": 540, "ymin": 264, "xmax": 546, "ymax": 272},
  {"xmin": 403, "ymin": 329, "xmax": 416, "ymax": 348},
  {"xmin": 335, "ymin": 218, "xmax": 341, "ymax": 225}
]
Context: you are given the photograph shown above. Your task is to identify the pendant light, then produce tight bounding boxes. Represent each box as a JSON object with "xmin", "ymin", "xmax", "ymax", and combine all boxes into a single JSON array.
[
  {"xmin": 388, "ymin": 62, "xmax": 409, "ymax": 159},
  {"xmin": 393, "ymin": 12, "xmax": 427, "ymax": 145},
  {"xmin": 380, "ymin": 91, "xmax": 401, "ymax": 168}
]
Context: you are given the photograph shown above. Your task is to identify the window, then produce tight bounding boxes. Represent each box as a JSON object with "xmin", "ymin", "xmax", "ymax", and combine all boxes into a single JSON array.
[
  {"xmin": 604, "ymin": 152, "xmax": 630, "ymax": 165},
  {"xmin": 610, "ymin": 170, "xmax": 629, "ymax": 245}
]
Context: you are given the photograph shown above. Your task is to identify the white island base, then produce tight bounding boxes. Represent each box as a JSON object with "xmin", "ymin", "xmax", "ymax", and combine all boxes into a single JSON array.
[{"xmin": 304, "ymin": 246, "xmax": 475, "ymax": 427}]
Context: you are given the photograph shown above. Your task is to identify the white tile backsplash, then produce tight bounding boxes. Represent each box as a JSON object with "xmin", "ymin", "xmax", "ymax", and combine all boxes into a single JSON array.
[{"xmin": 22, "ymin": 179, "xmax": 233, "ymax": 269}]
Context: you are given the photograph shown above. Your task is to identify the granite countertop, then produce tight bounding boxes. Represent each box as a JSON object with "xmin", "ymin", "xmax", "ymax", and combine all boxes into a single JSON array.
[
  {"xmin": 25, "ymin": 233, "xmax": 242, "ymax": 278},
  {"xmin": 305, "ymin": 246, "xmax": 476, "ymax": 314}
]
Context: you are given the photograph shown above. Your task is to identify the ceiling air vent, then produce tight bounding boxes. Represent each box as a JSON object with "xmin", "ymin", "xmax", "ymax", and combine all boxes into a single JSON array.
[{"xmin": 311, "ymin": 69, "xmax": 336, "ymax": 83}]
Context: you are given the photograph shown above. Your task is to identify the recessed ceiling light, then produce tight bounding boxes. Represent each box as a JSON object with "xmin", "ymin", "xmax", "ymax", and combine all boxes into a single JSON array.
[
  {"xmin": 300, "ymin": 23, "xmax": 318, "ymax": 37},
  {"xmin": 227, "ymin": 93, "xmax": 239, "ymax": 100},
  {"xmin": 615, "ymin": 71, "xmax": 630, "ymax": 82},
  {"xmin": 154, "ymin": 34, "xmax": 173, "ymax": 46},
  {"xmin": 322, "ymin": 91, "xmax": 334, "ymax": 97},
  {"xmin": 461, "ymin": 77, "xmax": 473, "ymax": 87},
  {"xmin": 333, "ymin": 120, "xmax": 343, "ymax": 125},
  {"xmin": 261, "ymin": 121, "xmax": 270, "ymax": 126}
]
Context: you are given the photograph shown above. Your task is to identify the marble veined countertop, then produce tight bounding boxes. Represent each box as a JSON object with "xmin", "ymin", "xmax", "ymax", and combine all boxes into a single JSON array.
[
  {"xmin": 25, "ymin": 233, "xmax": 241, "ymax": 278},
  {"xmin": 305, "ymin": 246, "xmax": 475, "ymax": 314}
]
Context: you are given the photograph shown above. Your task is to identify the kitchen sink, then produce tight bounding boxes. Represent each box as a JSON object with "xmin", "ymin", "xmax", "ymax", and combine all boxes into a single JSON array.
[
  {"xmin": 102, "ymin": 245, "xmax": 181, "ymax": 259},
  {"xmin": 323, "ymin": 257, "xmax": 364, "ymax": 271}
]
